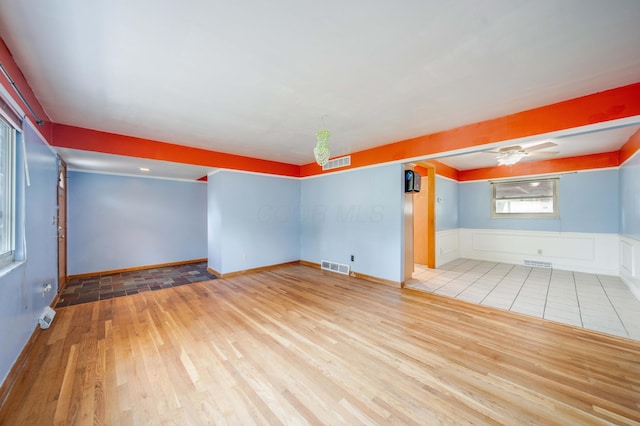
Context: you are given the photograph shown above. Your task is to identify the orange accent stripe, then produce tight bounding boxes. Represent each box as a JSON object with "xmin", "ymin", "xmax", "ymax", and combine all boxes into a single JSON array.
[
  {"xmin": 458, "ymin": 151, "xmax": 619, "ymax": 181},
  {"xmin": 413, "ymin": 165, "xmax": 428, "ymax": 177},
  {"xmin": 414, "ymin": 161, "xmax": 459, "ymax": 181},
  {"xmin": 0, "ymin": 39, "xmax": 53, "ymax": 140},
  {"xmin": 429, "ymin": 160, "xmax": 459, "ymax": 180},
  {"xmin": 3, "ymin": 30, "xmax": 639, "ymax": 179},
  {"xmin": 51, "ymin": 124, "xmax": 301, "ymax": 177},
  {"xmin": 300, "ymin": 82, "xmax": 640, "ymax": 177},
  {"xmin": 619, "ymin": 128, "xmax": 640, "ymax": 165}
]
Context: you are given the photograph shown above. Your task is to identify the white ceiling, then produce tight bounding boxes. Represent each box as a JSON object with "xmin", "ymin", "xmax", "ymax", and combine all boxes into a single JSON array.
[
  {"xmin": 437, "ymin": 124, "xmax": 640, "ymax": 171},
  {"xmin": 56, "ymin": 148, "xmax": 213, "ymax": 181},
  {"xmin": 1, "ymin": 0, "xmax": 640, "ymax": 176}
]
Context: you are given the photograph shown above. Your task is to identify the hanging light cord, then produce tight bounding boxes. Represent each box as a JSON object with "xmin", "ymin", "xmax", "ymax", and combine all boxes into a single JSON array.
[{"xmin": 0, "ymin": 61, "xmax": 44, "ymax": 126}]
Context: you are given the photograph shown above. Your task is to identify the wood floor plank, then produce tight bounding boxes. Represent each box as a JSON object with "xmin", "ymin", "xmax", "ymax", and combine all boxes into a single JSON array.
[{"xmin": 1, "ymin": 264, "xmax": 639, "ymax": 425}]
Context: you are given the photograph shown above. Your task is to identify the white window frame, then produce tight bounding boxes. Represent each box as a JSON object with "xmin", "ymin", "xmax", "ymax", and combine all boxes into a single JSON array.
[
  {"xmin": 491, "ymin": 177, "xmax": 559, "ymax": 219},
  {"xmin": 0, "ymin": 115, "xmax": 16, "ymax": 268}
]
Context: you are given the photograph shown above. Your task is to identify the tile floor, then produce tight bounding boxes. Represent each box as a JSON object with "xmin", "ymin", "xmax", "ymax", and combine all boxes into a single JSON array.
[
  {"xmin": 56, "ymin": 262, "xmax": 217, "ymax": 308},
  {"xmin": 405, "ymin": 258, "xmax": 640, "ymax": 340}
]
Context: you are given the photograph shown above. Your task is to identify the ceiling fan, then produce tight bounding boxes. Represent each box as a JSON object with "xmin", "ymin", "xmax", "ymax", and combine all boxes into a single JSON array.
[{"xmin": 486, "ymin": 141, "xmax": 559, "ymax": 166}]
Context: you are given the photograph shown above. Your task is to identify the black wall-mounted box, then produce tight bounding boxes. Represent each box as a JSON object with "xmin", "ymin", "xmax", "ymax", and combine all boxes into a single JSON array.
[{"xmin": 405, "ymin": 170, "xmax": 421, "ymax": 193}]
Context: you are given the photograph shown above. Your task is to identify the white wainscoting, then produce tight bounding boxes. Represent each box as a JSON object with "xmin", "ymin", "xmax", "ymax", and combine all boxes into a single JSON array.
[
  {"xmin": 620, "ymin": 235, "xmax": 640, "ymax": 300},
  {"xmin": 458, "ymin": 228, "xmax": 619, "ymax": 276},
  {"xmin": 436, "ymin": 229, "xmax": 460, "ymax": 268}
]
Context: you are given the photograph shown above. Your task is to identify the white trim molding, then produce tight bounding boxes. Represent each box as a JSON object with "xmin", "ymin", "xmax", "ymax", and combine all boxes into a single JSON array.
[
  {"xmin": 459, "ymin": 228, "xmax": 619, "ymax": 276},
  {"xmin": 620, "ymin": 235, "xmax": 640, "ymax": 300},
  {"xmin": 436, "ymin": 229, "xmax": 459, "ymax": 268}
]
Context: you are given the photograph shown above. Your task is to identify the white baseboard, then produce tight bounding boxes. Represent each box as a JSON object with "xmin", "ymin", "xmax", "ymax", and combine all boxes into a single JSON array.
[
  {"xmin": 620, "ymin": 235, "xmax": 640, "ymax": 300},
  {"xmin": 458, "ymin": 228, "xmax": 619, "ymax": 276}
]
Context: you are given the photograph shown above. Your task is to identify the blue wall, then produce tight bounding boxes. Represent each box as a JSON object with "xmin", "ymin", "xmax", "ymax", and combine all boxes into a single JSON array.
[
  {"xmin": 0, "ymin": 123, "xmax": 58, "ymax": 386},
  {"xmin": 560, "ymin": 170, "xmax": 619, "ymax": 233},
  {"xmin": 620, "ymin": 152, "xmax": 640, "ymax": 239},
  {"xmin": 68, "ymin": 172, "xmax": 207, "ymax": 275},
  {"xmin": 300, "ymin": 164, "xmax": 403, "ymax": 283},
  {"xmin": 459, "ymin": 169, "xmax": 619, "ymax": 233},
  {"xmin": 436, "ymin": 176, "xmax": 458, "ymax": 231},
  {"xmin": 208, "ymin": 171, "xmax": 300, "ymax": 274}
]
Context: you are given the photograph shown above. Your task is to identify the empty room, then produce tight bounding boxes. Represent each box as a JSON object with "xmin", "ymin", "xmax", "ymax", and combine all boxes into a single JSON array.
[{"xmin": 1, "ymin": 1, "xmax": 639, "ymax": 424}]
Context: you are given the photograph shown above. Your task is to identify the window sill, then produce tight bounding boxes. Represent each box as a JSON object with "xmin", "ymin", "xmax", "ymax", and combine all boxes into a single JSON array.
[
  {"xmin": 491, "ymin": 214, "xmax": 559, "ymax": 219},
  {"xmin": 0, "ymin": 260, "xmax": 26, "ymax": 279}
]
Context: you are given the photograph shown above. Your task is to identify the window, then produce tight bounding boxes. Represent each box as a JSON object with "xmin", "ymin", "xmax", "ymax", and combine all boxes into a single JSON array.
[
  {"xmin": 491, "ymin": 178, "xmax": 558, "ymax": 218},
  {"xmin": 0, "ymin": 116, "xmax": 15, "ymax": 268}
]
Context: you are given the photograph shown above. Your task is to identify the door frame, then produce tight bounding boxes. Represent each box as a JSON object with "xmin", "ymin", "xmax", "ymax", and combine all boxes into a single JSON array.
[
  {"xmin": 57, "ymin": 158, "xmax": 67, "ymax": 292},
  {"xmin": 418, "ymin": 162, "xmax": 436, "ymax": 269},
  {"xmin": 403, "ymin": 162, "xmax": 436, "ymax": 284}
]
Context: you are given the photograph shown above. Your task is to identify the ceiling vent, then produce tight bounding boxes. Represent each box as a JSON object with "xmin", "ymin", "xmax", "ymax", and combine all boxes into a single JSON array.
[
  {"xmin": 322, "ymin": 156, "xmax": 351, "ymax": 171},
  {"xmin": 321, "ymin": 260, "xmax": 350, "ymax": 275}
]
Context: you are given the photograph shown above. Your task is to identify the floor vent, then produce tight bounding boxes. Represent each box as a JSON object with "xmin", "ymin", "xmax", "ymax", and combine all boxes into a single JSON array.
[
  {"xmin": 524, "ymin": 260, "xmax": 552, "ymax": 269},
  {"xmin": 321, "ymin": 260, "xmax": 351, "ymax": 275},
  {"xmin": 322, "ymin": 156, "xmax": 351, "ymax": 171}
]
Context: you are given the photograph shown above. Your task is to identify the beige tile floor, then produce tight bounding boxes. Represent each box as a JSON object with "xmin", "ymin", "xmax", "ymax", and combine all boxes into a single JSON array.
[{"xmin": 405, "ymin": 258, "xmax": 640, "ymax": 340}]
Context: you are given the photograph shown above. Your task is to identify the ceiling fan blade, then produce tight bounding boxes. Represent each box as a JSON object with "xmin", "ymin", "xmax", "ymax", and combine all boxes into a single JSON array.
[
  {"xmin": 527, "ymin": 151, "xmax": 559, "ymax": 157},
  {"xmin": 524, "ymin": 142, "xmax": 557, "ymax": 153},
  {"xmin": 483, "ymin": 145, "xmax": 523, "ymax": 154},
  {"xmin": 483, "ymin": 142, "xmax": 556, "ymax": 155}
]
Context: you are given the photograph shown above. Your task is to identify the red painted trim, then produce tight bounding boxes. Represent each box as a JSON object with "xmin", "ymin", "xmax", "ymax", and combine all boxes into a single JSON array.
[
  {"xmin": 619, "ymin": 128, "xmax": 640, "ymax": 165},
  {"xmin": 197, "ymin": 175, "xmax": 208, "ymax": 182},
  {"xmin": 51, "ymin": 124, "xmax": 301, "ymax": 177},
  {"xmin": 458, "ymin": 151, "xmax": 619, "ymax": 181},
  {"xmin": 300, "ymin": 82, "xmax": 640, "ymax": 177},
  {"xmin": 0, "ymin": 39, "xmax": 53, "ymax": 141}
]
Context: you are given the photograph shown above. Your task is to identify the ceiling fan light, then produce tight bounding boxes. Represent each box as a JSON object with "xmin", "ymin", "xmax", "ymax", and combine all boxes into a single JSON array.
[{"xmin": 496, "ymin": 151, "xmax": 526, "ymax": 166}]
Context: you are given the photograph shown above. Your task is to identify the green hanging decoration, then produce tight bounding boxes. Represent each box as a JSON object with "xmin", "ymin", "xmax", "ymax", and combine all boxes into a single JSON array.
[{"xmin": 314, "ymin": 129, "xmax": 331, "ymax": 166}]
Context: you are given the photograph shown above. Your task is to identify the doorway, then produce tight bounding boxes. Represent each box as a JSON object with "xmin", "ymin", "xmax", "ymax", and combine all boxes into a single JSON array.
[{"xmin": 403, "ymin": 162, "xmax": 435, "ymax": 284}]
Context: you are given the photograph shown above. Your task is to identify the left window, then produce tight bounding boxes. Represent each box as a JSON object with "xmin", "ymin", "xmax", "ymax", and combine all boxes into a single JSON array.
[{"xmin": 0, "ymin": 116, "xmax": 15, "ymax": 268}]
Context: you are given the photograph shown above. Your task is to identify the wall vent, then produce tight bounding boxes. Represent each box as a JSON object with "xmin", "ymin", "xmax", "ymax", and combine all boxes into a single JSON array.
[
  {"xmin": 322, "ymin": 156, "xmax": 351, "ymax": 171},
  {"xmin": 524, "ymin": 260, "xmax": 552, "ymax": 269},
  {"xmin": 321, "ymin": 260, "xmax": 351, "ymax": 275}
]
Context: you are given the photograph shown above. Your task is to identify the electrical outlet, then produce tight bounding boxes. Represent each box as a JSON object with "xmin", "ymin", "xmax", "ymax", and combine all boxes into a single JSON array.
[
  {"xmin": 537, "ymin": 249, "xmax": 543, "ymax": 255},
  {"xmin": 42, "ymin": 282, "xmax": 52, "ymax": 297},
  {"xmin": 350, "ymin": 255, "xmax": 354, "ymax": 262}
]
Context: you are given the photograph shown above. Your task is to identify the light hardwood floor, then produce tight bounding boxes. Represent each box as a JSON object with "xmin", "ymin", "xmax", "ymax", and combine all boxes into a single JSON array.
[{"xmin": 1, "ymin": 264, "xmax": 639, "ymax": 425}]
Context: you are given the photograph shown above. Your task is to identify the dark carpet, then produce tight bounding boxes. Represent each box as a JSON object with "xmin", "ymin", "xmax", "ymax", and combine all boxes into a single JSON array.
[{"xmin": 55, "ymin": 262, "xmax": 217, "ymax": 308}]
